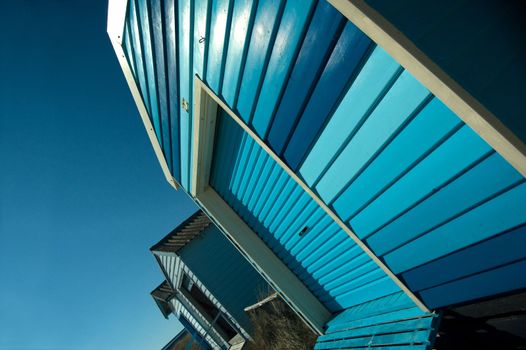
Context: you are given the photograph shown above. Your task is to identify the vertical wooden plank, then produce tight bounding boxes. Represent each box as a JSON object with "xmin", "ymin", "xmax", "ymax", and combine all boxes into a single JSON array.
[
  {"xmin": 206, "ymin": 0, "xmax": 233, "ymax": 92},
  {"xmin": 331, "ymin": 98, "xmax": 461, "ymax": 221},
  {"xmin": 150, "ymin": 0, "xmax": 172, "ymax": 171},
  {"xmin": 367, "ymin": 153, "xmax": 523, "ymax": 256},
  {"xmin": 350, "ymin": 126, "xmax": 492, "ymax": 238},
  {"xmin": 250, "ymin": 0, "xmax": 316, "ymax": 137},
  {"xmin": 236, "ymin": 0, "xmax": 284, "ymax": 123},
  {"xmin": 299, "ymin": 46, "xmax": 400, "ymax": 186},
  {"xmin": 221, "ymin": 0, "xmax": 256, "ymax": 106},
  {"xmin": 283, "ymin": 22, "xmax": 372, "ymax": 170},
  {"xmin": 128, "ymin": 0, "xmax": 151, "ymax": 116},
  {"xmin": 384, "ymin": 182, "xmax": 526, "ymax": 274},
  {"xmin": 315, "ymin": 70, "xmax": 430, "ymax": 203},
  {"xmin": 178, "ymin": 0, "xmax": 191, "ymax": 189},
  {"xmin": 164, "ymin": 0, "xmax": 181, "ymax": 182},
  {"xmin": 137, "ymin": 0, "xmax": 163, "ymax": 143},
  {"xmin": 266, "ymin": 1, "xmax": 345, "ymax": 154}
]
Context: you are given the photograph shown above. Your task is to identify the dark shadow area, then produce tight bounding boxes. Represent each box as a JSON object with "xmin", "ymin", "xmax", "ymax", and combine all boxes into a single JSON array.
[{"xmin": 435, "ymin": 290, "xmax": 526, "ymax": 349}]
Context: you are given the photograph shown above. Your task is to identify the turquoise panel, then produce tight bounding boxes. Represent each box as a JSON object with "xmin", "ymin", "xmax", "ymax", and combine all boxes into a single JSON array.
[
  {"xmin": 251, "ymin": 0, "xmax": 315, "ymax": 137},
  {"xmin": 123, "ymin": 23, "xmax": 136, "ymax": 77},
  {"xmin": 367, "ymin": 152, "xmax": 523, "ymax": 256},
  {"xmin": 150, "ymin": 0, "xmax": 172, "ymax": 171},
  {"xmin": 210, "ymin": 113, "xmax": 406, "ymax": 313},
  {"xmin": 267, "ymin": 1, "xmax": 345, "ymax": 152},
  {"xmin": 419, "ymin": 258, "xmax": 526, "ymax": 308},
  {"xmin": 220, "ymin": 0, "xmax": 256, "ymax": 106},
  {"xmin": 402, "ymin": 224, "xmax": 526, "ymax": 292},
  {"xmin": 385, "ymin": 182, "xmax": 526, "ymax": 273},
  {"xmin": 122, "ymin": 0, "xmax": 526, "ymax": 312},
  {"xmin": 283, "ymin": 22, "xmax": 371, "ymax": 170},
  {"xmin": 137, "ymin": 0, "xmax": 162, "ymax": 142},
  {"xmin": 315, "ymin": 70, "xmax": 431, "ymax": 203},
  {"xmin": 163, "ymin": 0, "xmax": 181, "ymax": 182},
  {"xmin": 128, "ymin": 0, "xmax": 151, "ymax": 115},
  {"xmin": 315, "ymin": 292, "xmax": 438, "ymax": 350},
  {"xmin": 350, "ymin": 125, "xmax": 492, "ymax": 238},
  {"xmin": 332, "ymin": 97, "xmax": 461, "ymax": 221},
  {"xmin": 236, "ymin": 0, "xmax": 283, "ymax": 123},
  {"xmin": 299, "ymin": 46, "xmax": 401, "ymax": 186},
  {"xmin": 205, "ymin": 0, "xmax": 232, "ymax": 92},
  {"xmin": 177, "ymin": 0, "xmax": 192, "ymax": 189},
  {"xmin": 192, "ymin": 0, "xmax": 209, "ymax": 78}
]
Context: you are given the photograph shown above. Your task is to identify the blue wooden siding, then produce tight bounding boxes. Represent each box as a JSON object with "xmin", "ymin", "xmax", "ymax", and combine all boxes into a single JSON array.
[
  {"xmin": 210, "ymin": 112, "xmax": 404, "ymax": 313},
  {"xmin": 314, "ymin": 291, "xmax": 438, "ymax": 349},
  {"xmin": 121, "ymin": 0, "xmax": 526, "ymax": 311},
  {"xmin": 178, "ymin": 224, "xmax": 269, "ymax": 332}
]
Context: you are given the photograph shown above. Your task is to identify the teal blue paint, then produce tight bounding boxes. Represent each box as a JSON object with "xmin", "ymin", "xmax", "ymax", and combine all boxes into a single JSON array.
[
  {"xmin": 282, "ymin": 204, "xmax": 325, "ymax": 252},
  {"xmin": 122, "ymin": 0, "xmax": 526, "ymax": 318},
  {"xmin": 193, "ymin": 0, "xmax": 209, "ymax": 79},
  {"xmin": 137, "ymin": 0, "xmax": 162, "ymax": 143},
  {"xmin": 221, "ymin": 0, "xmax": 256, "ymax": 106},
  {"xmin": 236, "ymin": 145, "xmax": 262, "ymax": 203},
  {"xmin": 289, "ymin": 216, "xmax": 334, "ymax": 263},
  {"xmin": 240, "ymin": 147, "xmax": 266, "ymax": 206},
  {"xmin": 320, "ymin": 316, "xmax": 434, "ymax": 342},
  {"xmin": 332, "ymin": 97, "xmax": 462, "ymax": 221},
  {"xmin": 333, "ymin": 276, "xmax": 401, "ymax": 311},
  {"xmin": 296, "ymin": 226, "xmax": 354, "ymax": 278},
  {"xmin": 273, "ymin": 198, "xmax": 317, "ymax": 250},
  {"xmin": 315, "ymin": 70, "xmax": 431, "ymax": 203},
  {"xmin": 316, "ymin": 255, "xmax": 375, "ymax": 289},
  {"xmin": 251, "ymin": 0, "xmax": 316, "ymax": 137},
  {"xmin": 385, "ymin": 182, "xmax": 526, "ymax": 273},
  {"xmin": 178, "ymin": 0, "xmax": 191, "ymax": 189},
  {"xmin": 299, "ymin": 46, "xmax": 400, "ymax": 186},
  {"xmin": 123, "ymin": 23, "xmax": 137, "ymax": 77},
  {"xmin": 210, "ymin": 114, "xmax": 407, "ymax": 312},
  {"xmin": 128, "ymin": 0, "xmax": 151, "ymax": 116},
  {"xmin": 188, "ymin": 0, "xmax": 210, "ymax": 192},
  {"xmin": 283, "ymin": 22, "xmax": 372, "ymax": 170},
  {"xmin": 368, "ymin": 152, "xmax": 524, "ymax": 256},
  {"xmin": 420, "ymin": 258, "xmax": 526, "ymax": 308},
  {"xmin": 206, "ymin": 0, "xmax": 232, "ymax": 92},
  {"xmin": 402, "ymin": 224, "xmax": 526, "ymax": 292},
  {"xmin": 245, "ymin": 155, "xmax": 272, "ymax": 210},
  {"xmin": 236, "ymin": 0, "xmax": 283, "ymax": 123},
  {"xmin": 163, "ymin": 0, "xmax": 181, "ymax": 182},
  {"xmin": 151, "ymin": 0, "xmax": 172, "ymax": 172},
  {"xmin": 311, "ymin": 247, "xmax": 364, "ymax": 283},
  {"xmin": 350, "ymin": 125, "xmax": 493, "ymax": 238},
  {"xmin": 267, "ymin": 1, "xmax": 344, "ymax": 152}
]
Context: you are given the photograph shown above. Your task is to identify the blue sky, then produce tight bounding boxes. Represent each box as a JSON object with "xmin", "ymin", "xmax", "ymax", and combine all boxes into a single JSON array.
[{"xmin": 0, "ymin": 1, "xmax": 197, "ymax": 349}]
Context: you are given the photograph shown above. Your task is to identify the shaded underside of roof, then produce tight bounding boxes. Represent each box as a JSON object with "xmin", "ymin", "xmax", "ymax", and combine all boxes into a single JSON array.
[{"xmin": 151, "ymin": 211, "xmax": 211, "ymax": 254}]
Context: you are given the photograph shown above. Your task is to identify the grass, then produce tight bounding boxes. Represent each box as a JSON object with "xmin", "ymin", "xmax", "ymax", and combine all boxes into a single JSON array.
[{"xmin": 246, "ymin": 295, "xmax": 317, "ymax": 350}]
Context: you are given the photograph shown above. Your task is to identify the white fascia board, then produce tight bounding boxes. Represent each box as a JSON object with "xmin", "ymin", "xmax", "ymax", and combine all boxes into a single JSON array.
[
  {"xmin": 107, "ymin": 0, "xmax": 180, "ymax": 190},
  {"xmin": 328, "ymin": 0, "xmax": 526, "ymax": 178}
]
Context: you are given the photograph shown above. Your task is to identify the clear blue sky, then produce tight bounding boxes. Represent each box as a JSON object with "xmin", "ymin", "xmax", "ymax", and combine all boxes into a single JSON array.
[{"xmin": 0, "ymin": 1, "xmax": 198, "ymax": 349}]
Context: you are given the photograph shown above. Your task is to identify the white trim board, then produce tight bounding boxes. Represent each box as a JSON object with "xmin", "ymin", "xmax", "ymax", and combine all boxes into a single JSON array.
[
  {"xmin": 107, "ymin": 0, "xmax": 180, "ymax": 190},
  {"xmin": 328, "ymin": 0, "xmax": 526, "ymax": 178},
  {"xmin": 192, "ymin": 77, "xmax": 430, "ymax": 314}
]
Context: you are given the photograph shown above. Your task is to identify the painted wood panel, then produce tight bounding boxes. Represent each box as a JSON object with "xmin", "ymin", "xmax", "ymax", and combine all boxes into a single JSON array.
[
  {"xmin": 210, "ymin": 112, "xmax": 406, "ymax": 313},
  {"xmin": 315, "ymin": 292, "xmax": 438, "ymax": 350},
  {"xmin": 120, "ymin": 0, "xmax": 526, "ymax": 312}
]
